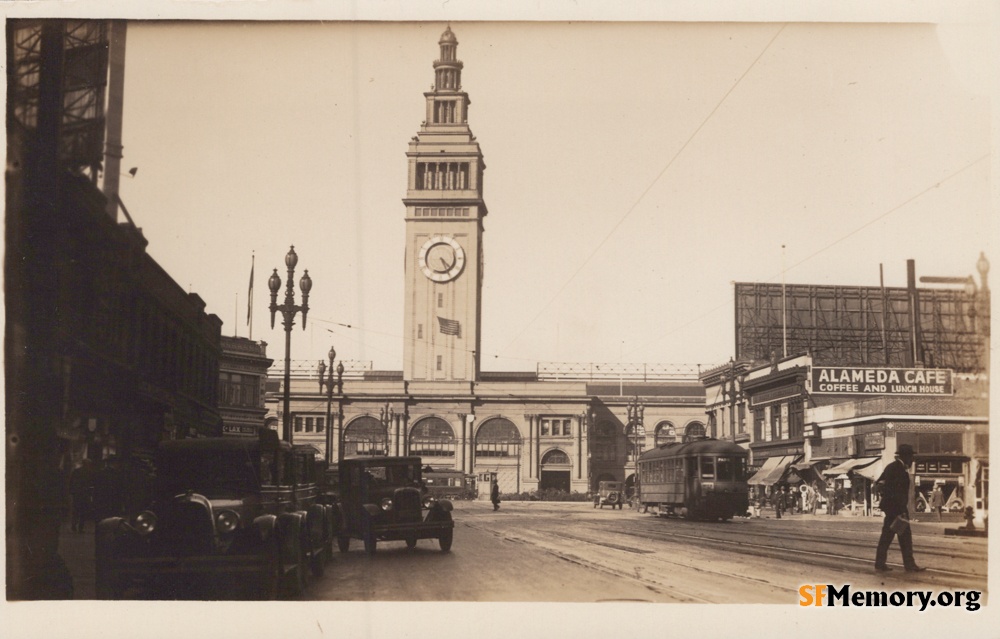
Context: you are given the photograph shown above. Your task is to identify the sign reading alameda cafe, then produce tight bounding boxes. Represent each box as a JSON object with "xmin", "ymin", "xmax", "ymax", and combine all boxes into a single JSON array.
[{"xmin": 810, "ymin": 367, "xmax": 954, "ymax": 396}]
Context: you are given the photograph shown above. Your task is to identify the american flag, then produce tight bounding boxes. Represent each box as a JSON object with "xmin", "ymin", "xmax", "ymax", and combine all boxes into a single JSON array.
[{"xmin": 437, "ymin": 317, "xmax": 461, "ymax": 337}]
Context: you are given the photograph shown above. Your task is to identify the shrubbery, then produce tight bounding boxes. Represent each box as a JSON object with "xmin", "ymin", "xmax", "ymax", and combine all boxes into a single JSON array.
[{"xmin": 499, "ymin": 488, "xmax": 592, "ymax": 502}]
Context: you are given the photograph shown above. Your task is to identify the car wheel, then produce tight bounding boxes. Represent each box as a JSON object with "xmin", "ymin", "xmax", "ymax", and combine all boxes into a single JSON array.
[
  {"xmin": 363, "ymin": 532, "xmax": 377, "ymax": 555},
  {"xmin": 338, "ymin": 536, "xmax": 351, "ymax": 553},
  {"xmin": 405, "ymin": 536, "xmax": 417, "ymax": 550},
  {"xmin": 439, "ymin": 529, "xmax": 453, "ymax": 552}
]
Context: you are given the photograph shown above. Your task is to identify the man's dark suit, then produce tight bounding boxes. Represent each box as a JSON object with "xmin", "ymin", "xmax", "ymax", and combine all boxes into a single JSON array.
[{"xmin": 874, "ymin": 459, "xmax": 917, "ymax": 570}]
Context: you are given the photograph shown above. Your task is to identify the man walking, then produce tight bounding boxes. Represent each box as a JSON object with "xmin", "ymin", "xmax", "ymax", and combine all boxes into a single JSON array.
[
  {"xmin": 490, "ymin": 479, "xmax": 501, "ymax": 511},
  {"xmin": 874, "ymin": 444, "xmax": 925, "ymax": 572}
]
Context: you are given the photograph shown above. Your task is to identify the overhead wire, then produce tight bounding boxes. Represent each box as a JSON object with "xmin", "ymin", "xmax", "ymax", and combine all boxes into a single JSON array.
[
  {"xmin": 496, "ymin": 24, "xmax": 789, "ymax": 361},
  {"xmin": 624, "ymin": 152, "xmax": 991, "ymax": 359}
]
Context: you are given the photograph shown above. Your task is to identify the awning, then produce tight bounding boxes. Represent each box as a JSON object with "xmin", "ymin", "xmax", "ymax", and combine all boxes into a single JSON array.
[
  {"xmin": 853, "ymin": 459, "xmax": 884, "ymax": 482},
  {"xmin": 823, "ymin": 457, "xmax": 880, "ymax": 477},
  {"xmin": 747, "ymin": 456, "xmax": 783, "ymax": 486},
  {"xmin": 759, "ymin": 455, "xmax": 800, "ymax": 486}
]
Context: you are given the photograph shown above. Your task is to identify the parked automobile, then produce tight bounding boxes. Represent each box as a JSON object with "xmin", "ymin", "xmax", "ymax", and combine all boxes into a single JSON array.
[
  {"xmin": 594, "ymin": 480, "xmax": 625, "ymax": 509},
  {"xmin": 336, "ymin": 456, "xmax": 454, "ymax": 554},
  {"xmin": 95, "ymin": 431, "xmax": 337, "ymax": 599}
]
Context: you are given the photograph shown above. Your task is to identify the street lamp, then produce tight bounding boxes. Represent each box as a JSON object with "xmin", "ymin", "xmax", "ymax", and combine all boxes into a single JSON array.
[
  {"xmin": 379, "ymin": 401, "xmax": 394, "ymax": 457},
  {"xmin": 269, "ymin": 246, "xmax": 311, "ymax": 444},
  {"xmin": 319, "ymin": 346, "xmax": 342, "ymax": 464},
  {"xmin": 626, "ymin": 395, "xmax": 644, "ymax": 504}
]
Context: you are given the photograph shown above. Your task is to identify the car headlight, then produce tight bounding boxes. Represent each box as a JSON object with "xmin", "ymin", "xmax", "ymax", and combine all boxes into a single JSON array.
[
  {"xmin": 380, "ymin": 498, "xmax": 393, "ymax": 511},
  {"xmin": 215, "ymin": 510, "xmax": 240, "ymax": 534},
  {"xmin": 134, "ymin": 511, "xmax": 157, "ymax": 535}
]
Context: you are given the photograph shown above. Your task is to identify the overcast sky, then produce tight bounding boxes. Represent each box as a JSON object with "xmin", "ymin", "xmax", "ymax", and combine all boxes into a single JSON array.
[{"xmin": 112, "ymin": 19, "xmax": 993, "ymax": 373}]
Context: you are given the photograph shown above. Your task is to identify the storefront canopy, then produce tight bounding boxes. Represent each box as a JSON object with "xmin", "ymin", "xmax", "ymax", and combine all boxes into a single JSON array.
[
  {"xmin": 747, "ymin": 456, "xmax": 783, "ymax": 486},
  {"xmin": 823, "ymin": 457, "xmax": 881, "ymax": 477},
  {"xmin": 853, "ymin": 459, "xmax": 885, "ymax": 482},
  {"xmin": 747, "ymin": 455, "xmax": 800, "ymax": 487}
]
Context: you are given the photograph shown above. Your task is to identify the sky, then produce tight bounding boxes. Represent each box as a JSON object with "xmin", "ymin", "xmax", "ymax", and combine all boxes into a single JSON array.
[{"xmin": 110, "ymin": 17, "xmax": 994, "ymax": 375}]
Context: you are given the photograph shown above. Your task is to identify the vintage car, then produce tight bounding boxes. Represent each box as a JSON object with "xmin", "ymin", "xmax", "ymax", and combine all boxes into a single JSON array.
[
  {"xmin": 336, "ymin": 456, "xmax": 454, "ymax": 554},
  {"xmin": 95, "ymin": 431, "xmax": 337, "ymax": 599},
  {"xmin": 594, "ymin": 480, "xmax": 625, "ymax": 509}
]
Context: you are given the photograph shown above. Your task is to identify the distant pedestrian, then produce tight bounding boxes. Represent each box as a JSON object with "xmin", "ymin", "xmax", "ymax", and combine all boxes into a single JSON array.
[
  {"xmin": 490, "ymin": 480, "xmax": 501, "ymax": 511},
  {"xmin": 929, "ymin": 485, "xmax": 945, "ymax": 522},
  {"xmin": 773, "ymin": 487, "xmax": 782, "ymax": 519},
  {"xmin": 874, "ymin": 444, "xmax": 925, "ymax": 573}
]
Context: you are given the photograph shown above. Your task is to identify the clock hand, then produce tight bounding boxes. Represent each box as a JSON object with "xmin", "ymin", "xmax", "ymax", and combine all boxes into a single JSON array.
[{"xmin": 439, "ymin": 257, "xmax": 452, "ymax": 270}]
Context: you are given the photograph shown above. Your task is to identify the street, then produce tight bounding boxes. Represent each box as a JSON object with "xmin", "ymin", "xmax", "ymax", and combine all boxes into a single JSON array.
[{"xmin": 303, "ymin": 500, "xmax": 988, "ymax": 603}]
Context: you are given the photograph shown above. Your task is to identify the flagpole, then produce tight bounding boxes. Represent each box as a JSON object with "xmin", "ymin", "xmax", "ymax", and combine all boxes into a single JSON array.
[{"xmin": 248, "ymin": 253, "xmax": 255, "ymax": 340}]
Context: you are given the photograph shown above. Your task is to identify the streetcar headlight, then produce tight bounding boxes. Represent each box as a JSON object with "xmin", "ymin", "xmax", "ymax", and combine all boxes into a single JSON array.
[
  {"xmin": 134, "ymin": 511, "xmax": 157, "ymax": 536},
  {"xmin": 380, "ymin": 498, "xmax": 393, "ymax": 511},
  {"xmin": 215, "ymin": 510, "xmax": 240, "ymax": 534}
]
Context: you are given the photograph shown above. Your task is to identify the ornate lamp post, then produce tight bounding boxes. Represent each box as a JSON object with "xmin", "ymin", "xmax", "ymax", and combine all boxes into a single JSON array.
[
  {"xmin": 269, "ymin": 246, "xmax": 311, "ymax": 443},
  {"xmin": 319, "ymin": 346, "xmax": 343, "ymax": 464},
  {"xmin": 626, "ymin": 395, "xmax": 644, "ymax": 504},
  {"xmin": 379, "ymin": 401, "xmax": 394, "ymax": 457}
]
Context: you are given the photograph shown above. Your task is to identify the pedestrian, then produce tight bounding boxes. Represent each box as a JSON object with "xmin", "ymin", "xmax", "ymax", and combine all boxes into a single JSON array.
[
  {"xmin": 773, "ymin": 487, "xmax": 782, "ymax": 519},
  {"xmin": 68, "ymin": 460, "xmax": 95, "ymax": 533},
  {"xmin": 874, "ymin": 444, "xmax": 925, "ymax": 573},
  {"xmin": 490, "ymin": 479, "xmax": 501, "ymax": 511},
  {"xmin": 929, "ymin": 484, "xmax": 945, "ymax": 522}
]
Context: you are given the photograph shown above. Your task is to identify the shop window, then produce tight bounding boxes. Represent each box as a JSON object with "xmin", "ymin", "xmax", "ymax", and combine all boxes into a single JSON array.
[{"xmin": 753, "ymin": 408, "xmax": 764, "ymax": 441}]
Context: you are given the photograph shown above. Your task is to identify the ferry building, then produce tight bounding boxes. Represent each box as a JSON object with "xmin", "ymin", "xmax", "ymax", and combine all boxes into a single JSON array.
[{"xmin": 264, "ymin": 27, "xmax": 708, "ymax": 495}]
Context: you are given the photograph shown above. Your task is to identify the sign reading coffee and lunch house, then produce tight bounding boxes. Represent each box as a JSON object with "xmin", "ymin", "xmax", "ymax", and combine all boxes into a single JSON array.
[{"xmin": 810, "ymin": 367, "xmax": 953, "ymax": 396}]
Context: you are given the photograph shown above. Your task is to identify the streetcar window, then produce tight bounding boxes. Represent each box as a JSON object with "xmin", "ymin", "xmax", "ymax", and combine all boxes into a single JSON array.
[
  {"xmin": 716, "ymin": 457, "xmax": 734, "ymax": 481},
  {"xmin": 700, "ymin": 457, "xmax": 714, "ymax": 479}
]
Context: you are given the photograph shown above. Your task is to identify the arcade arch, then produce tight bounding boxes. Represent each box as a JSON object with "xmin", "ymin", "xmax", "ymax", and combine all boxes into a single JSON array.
[
  {"xmin": 408, "ymin": 416, "xmax": 456, "ymax": 458},
  {"xmin": 342, "ymin": 415, "xmax": 388, "ymax": 457}
]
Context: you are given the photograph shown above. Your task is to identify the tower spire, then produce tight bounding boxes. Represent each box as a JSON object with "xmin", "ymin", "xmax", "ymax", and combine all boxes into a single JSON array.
[{"xmin": 434, "ymin": 26, "xmax": 462, "ymax": 92}]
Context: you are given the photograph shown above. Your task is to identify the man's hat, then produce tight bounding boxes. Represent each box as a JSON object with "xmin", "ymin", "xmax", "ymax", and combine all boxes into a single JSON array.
[{"xmin": 896, "ymin": 443, "xmax": 915, "ymax": 456}]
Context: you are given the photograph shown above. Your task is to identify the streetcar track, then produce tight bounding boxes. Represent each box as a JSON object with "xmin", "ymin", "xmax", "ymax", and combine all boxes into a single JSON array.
[
  {"xmin": 604, "ymin": 521, "xmax": 987, "ymax": 583},
  {"xmin": 463, "ymin": 520, "xmax": 801, "ymax": 602},
  {"xmin": 626, "ymin": 516, "xmax": 986, "ymax": 562}
]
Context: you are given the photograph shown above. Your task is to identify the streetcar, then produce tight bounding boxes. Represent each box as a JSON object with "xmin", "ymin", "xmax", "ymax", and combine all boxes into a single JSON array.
[
  {"xmin": 636, "ymin": 437, "xmax": 749, "ymax": 521},
  {"xmin": 422, "ymin": 467, "xmax": 476, "ymax": 501}
]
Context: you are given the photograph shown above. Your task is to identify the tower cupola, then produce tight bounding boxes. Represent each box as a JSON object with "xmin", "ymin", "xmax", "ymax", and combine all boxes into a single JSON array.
[{"xmin": 433, "ymin": 26, "xmax": 463, "ymax": 92}]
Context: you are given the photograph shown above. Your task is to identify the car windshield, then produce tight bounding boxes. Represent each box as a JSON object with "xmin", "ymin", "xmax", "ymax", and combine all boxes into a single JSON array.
[{"xmin": 156, "ymin": 448, "xmax": 259, "ymax": 498}]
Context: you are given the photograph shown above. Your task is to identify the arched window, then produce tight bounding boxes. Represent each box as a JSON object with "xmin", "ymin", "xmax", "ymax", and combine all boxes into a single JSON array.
[
  {"xmin": 683, "ymin": 421, "xmax": 706, "ymax": 442},
  {"xmin": 343, "ymin": 416, "xmax": 388, "ymax": 457},
  {"xmin": 541, "ymin": 449, "xmax": 570, "ymax": 466},
  {"xmin": 591, "ymin": 420, "xmax": 616, "ymax": 462},
  {"xmin": 654, "ymin": 421, "xmax": 676, "ymax": 446},
  {"xmin": 409, "ymin": 417, "xmax": 456, "ymax": 457},
  {"xmin": 475, "ymin": 418, "xmax": 522, "ymax": 458}
]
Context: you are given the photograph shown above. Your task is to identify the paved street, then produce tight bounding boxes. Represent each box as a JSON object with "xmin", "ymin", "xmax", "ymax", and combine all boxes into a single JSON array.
[
  {"xmin": 305, "ymin": 500, "xmax": 987, "ymax": 603},
  {"xmin": 56, "ymin": 500, "xmax": 987, "ymax": 603}
]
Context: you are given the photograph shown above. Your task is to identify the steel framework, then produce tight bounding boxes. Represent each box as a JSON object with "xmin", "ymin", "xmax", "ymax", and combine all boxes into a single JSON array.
[{"xmin": 735, "ymin": 282, "xmax": 988, "ymax": 374}]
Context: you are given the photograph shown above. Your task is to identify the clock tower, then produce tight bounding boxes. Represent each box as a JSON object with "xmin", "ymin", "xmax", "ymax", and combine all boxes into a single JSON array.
[{"xmin": 403, "ymin": 27, "xmax": 487, "ymax": 382}]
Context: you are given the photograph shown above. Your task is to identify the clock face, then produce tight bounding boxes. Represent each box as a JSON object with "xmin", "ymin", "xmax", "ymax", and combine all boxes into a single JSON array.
[{"xmin": 418, "ymin": 236, "xmax": 465, "ymax": 282}]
